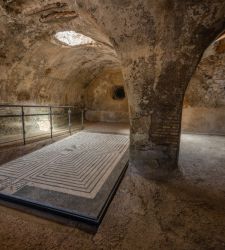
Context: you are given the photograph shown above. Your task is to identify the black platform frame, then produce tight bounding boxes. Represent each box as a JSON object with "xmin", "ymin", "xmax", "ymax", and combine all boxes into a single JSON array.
[{"xmin": 0, "ymin": 161, "xmax": 128, "ymax": 226}]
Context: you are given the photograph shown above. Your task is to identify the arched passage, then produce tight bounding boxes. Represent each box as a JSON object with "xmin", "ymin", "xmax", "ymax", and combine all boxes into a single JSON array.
[{"xmin": 179, "ymin": 35, "xmax": 225, "ymax": 188}]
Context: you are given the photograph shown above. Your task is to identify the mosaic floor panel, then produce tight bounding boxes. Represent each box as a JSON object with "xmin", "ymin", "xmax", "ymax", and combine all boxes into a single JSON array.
[{"xmin": 0, "ymin": 131, "xmax": 129, "ymax": 223}]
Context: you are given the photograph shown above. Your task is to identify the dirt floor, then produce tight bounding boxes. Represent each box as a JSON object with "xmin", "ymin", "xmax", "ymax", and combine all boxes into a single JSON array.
[{"xmin": 0, "ymin": 127, "xmax": 224, "ymax": 250}]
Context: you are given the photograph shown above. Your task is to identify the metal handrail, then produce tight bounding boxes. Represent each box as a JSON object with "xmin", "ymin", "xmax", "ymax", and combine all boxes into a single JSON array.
[
  {"xmin": 0, "ymin": 104, "xmax": 78, "ymax": 108},
  {"xmin": 0, "ymin": 104, "xmax": 84, "ymax": 145}
]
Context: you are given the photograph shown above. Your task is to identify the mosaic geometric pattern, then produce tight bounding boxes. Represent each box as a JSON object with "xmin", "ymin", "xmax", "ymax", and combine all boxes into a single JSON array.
[{"xmin": 0, "ymin": 132, "xmax": 129, "ymax": 199}]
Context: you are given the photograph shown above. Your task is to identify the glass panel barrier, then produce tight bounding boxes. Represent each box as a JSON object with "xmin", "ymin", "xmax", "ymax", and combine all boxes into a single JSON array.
[{"xmin": 0, "ymin": 104, "xmax": 83, "ymax": 146}]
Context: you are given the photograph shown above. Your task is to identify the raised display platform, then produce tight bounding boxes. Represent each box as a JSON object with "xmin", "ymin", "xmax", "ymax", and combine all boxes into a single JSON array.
[{"xmin": 0, "ymin": 131, "xmax": 129, "ymax": 224}]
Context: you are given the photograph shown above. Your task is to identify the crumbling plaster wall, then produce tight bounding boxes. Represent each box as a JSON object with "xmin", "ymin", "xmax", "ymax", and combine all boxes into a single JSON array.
[
  {"xmin": 0, "ymin": 32, "xmax": 118, "ymax": 107},
  {"xmin": 3, "ymin": 41, "xmax": 83, "ymax": 106},
  {"xmin": 183, "ymin": 38, "xmax": 225, "ymax": 135},
  {"xmin": 0, "ymin": 1, "xmax": 120, "ymax": 107},
  {"xmin": 85, "ymin": 68, "xmax": 128, "ymax": 123}
]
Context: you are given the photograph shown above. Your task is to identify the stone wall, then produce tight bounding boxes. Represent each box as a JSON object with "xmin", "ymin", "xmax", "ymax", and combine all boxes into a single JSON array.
[
  {"xmin": 182, "ymin": 38, "xmax": 225, "ymax": 135},
  {"xmin": 85, "ymin": 69, "xmax": 129, "ymax": 123}
]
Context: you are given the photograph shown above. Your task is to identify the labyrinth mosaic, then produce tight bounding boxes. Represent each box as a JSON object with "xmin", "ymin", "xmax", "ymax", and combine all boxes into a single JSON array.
[{"xmin": 0, "ymin": 132, "xmax": 129, "ymax": 199}]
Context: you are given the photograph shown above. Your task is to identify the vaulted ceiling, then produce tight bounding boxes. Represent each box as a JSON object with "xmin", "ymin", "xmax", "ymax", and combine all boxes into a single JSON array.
[{"xmin": 0, "ymin": 0, "xmax": 121, "ymax": 104}]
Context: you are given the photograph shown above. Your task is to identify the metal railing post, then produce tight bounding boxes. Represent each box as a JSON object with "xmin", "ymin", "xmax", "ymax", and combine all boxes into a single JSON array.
[
  {"xmin": 21, "ymin": 106, "xmax": 26, "ymax": 145},
  {"xmin": 49, "ymin": 106, "xmax": 53, "ymax": 139},
  {"xmin": 68, "ymin": 108, "xmax": 72, "ymax": 135},
  {"xmin": 0, "ymin": 104, "xmax": 80, "ymax": 146},
  {"xmin": 81, "ymin": 109, "xmax": 84, "ymax": 130}
]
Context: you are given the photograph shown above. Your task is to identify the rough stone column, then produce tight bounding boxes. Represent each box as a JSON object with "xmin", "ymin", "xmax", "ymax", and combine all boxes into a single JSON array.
[
  {"xmin": 120, "ymin": 48, "xmax": 201, "ymax": 177},
  {"xmin": 119, "ymin": 45, "xmax": 223, "ymax": 177}
]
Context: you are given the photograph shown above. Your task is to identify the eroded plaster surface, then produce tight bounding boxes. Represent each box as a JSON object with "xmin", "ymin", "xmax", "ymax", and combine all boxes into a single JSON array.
[
  {"xmin": 85, "ymin": 69, "xmax": 128, "ymax": 123},
  {"xmin": 182, "ymin": 39, "xmax": 225, "ymax": 135}
]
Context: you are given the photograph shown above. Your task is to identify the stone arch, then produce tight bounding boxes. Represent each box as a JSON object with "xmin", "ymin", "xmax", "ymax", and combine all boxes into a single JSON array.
[
  {"xmin": 0, "ymin": 1, "xmax": 121, "ymax": 107},
  {"xmin": 178, "ymin": 34, "xmax": 225, "ymax": 183},
  {"xmin": 181, "ymin": 36, "xmax": 225, "ymax": 136},
  {"xmin": 74, "ymin": 0, "xmax": 225, "ymax": 178}
]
